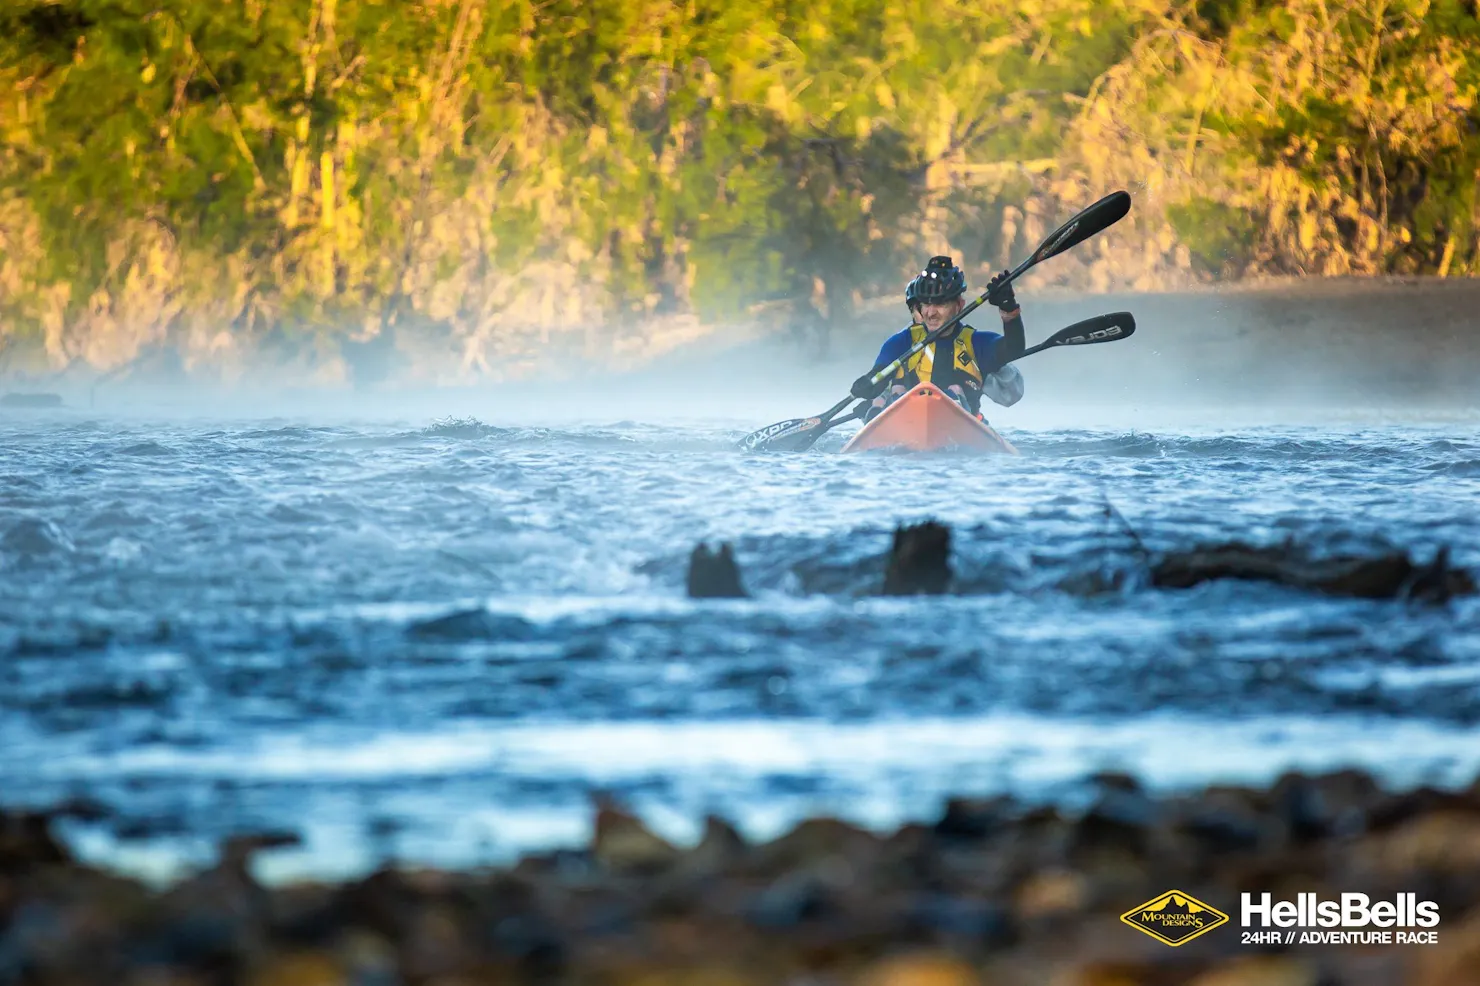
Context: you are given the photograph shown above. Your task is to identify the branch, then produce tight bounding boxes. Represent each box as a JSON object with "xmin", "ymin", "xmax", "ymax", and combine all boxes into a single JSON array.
[{"xmin": 179, "ymin": 30, "xmax": 267, "ymax": 192}]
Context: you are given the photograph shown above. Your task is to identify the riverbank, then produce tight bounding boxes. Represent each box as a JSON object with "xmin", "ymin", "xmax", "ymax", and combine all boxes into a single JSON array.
[
  {"xmin": 7, "ymin": 276, "xmax": 1477, "ymax": 424},
  {"xmin": 5, "ymin": 769, "xmax": 1479, "ymax": 986}
]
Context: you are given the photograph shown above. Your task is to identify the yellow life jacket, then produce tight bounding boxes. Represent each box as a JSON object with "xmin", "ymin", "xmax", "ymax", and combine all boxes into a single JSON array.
[{"xmin": 897, "ymin": 324, "xmax": 985, "ymax": 387}]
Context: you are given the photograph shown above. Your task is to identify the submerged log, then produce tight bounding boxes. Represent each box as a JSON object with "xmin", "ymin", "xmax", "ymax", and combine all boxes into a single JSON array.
[
  {"xmin": 686, "ymin": 542, "xmax": 747, "ymax": 598},
  {"xmin": 882, "ymin": 521, "xmax": 952, "ymax": 595},
  {"xmin": 1152, "ymin": 543, "xmax": 1475, "ymax": 602}
]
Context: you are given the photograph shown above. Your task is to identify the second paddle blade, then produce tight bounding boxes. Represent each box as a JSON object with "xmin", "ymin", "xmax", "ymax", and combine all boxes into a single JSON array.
[
  {"xmin": 1048, "ymin": 311, "xmax": 1136, "ymax": 347},
  {"xmin": 737, "ymin": 415, "xmax": 827, "ymax": 452}
]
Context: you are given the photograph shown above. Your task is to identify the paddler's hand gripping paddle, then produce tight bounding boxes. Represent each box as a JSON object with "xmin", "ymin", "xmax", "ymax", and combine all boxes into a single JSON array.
[{"xmin": 738, "ymin": 189, "xmax": 1133, "ymax": 453}]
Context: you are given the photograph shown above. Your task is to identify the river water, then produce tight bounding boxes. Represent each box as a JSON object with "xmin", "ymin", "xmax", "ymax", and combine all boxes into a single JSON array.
[{"xmin": 3, "ymin": 410, "xmax": 1479, "ymax": 883}]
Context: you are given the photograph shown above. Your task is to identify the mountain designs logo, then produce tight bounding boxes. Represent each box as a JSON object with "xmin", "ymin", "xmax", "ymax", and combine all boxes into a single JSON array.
[{"xmin": 1121, "ymin": 890, "xmax": 1230, "ymax": 946}]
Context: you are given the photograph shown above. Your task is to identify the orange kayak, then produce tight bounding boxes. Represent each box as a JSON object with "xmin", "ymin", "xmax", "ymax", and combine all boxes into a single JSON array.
[{"xmin": 840, "ymin": 382, "xmax": 1018, "ymax": 454}]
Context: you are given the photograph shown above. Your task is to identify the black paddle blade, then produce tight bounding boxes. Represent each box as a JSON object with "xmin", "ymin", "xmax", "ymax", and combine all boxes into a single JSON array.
[
  {"xmin": 737, "ymin": 415, "xmax": 828, "ymax": 452},
  {"xmin": 1040, "ymin": 311, "xmax": 1136, "ymax": 349},
  {"xmin": 1027, "ymin": 190, "xmax": 1132, "ymax": 267}
]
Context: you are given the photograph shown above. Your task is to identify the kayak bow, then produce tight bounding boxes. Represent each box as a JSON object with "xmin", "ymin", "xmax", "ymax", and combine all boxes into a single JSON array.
[{"xmin": 840, "ymin": 383, "xmax": 1018, "ymax": 455}]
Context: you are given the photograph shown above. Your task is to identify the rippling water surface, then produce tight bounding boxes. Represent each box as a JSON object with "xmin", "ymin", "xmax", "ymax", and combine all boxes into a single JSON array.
[{"xmin": 3, "ymin": 410, "xmax": 1479, "ymax": 882}]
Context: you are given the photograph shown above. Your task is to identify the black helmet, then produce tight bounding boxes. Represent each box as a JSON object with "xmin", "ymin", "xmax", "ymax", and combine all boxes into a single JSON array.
[{"xmin": 905, "ymin": 256, "xmax": 966, "ymax": 312}]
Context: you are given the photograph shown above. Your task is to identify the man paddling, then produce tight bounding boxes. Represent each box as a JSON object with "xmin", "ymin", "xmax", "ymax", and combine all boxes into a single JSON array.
[{"xmin": 851, "ymin": 256, "xmax": 1025, "ymax": 420}]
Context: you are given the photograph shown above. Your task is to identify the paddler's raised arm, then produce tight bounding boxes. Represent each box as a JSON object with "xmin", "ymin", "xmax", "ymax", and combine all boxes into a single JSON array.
[{"xmin": 985, "ymin": 270, "xmax": 1025, "ymax": 366}]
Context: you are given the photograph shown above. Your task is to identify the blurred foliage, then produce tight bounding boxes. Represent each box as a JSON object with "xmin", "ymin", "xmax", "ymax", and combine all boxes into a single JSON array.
[
  {"xmin": 0, "ymin": 0, "xmax": 1476, "ymax": 377},
  {"xmin": 1168, "ymin": 197, "xmax": 1258, "ymax": 273}
]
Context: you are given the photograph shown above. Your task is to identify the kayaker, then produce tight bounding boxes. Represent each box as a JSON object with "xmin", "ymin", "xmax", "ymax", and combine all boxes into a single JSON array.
[{"xmin": 851, "ymin": 256, "xmax": 1025, "ymax": 420}]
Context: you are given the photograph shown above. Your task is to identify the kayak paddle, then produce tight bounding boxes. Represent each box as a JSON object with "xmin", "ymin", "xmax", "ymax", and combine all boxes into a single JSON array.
[
  {"xmin": 738, "ymin": 190, "xmax": 1133, "ymax": 452},
  {"xmin": 1017, "ymin": 310, "xmax": 1136, "ymax": 358},
  {"xmin": 742, "ymin": 312, "xmax": 1137, "ymax": 449}
]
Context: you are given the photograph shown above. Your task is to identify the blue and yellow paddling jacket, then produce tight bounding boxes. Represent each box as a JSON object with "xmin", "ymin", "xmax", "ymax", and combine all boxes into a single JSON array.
[{"xmin": 869, "ymin": 324, "xmax": 1008, "ymax": 413}]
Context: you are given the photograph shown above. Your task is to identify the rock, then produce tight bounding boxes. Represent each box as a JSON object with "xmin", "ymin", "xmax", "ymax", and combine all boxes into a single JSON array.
[
  {"xmin": 266, "ymin": 884, "xmax": 347, "ymax": 947},
  {"xmin": 1271, "ymin": 770, "xmax": 1379, "ymax": 842},
  {"xmin": 130, "ymin": 910, "xmax": 249, "ymax": 970},
  {"xmin": 592, "ymin": 800, "xmax": 680, "ymax": 874},
  {"xmin": 1013, "ymin": 868, "xmax": 1088, "ymax": 921},
  {"xmin": 1187, "ymin": 956, "xmax": 1318, "ymax": 986},
  {"xmin": 1065, "ymin": 963, "xmax": 1197, "ymax": 986},
  {"xmin": 1369, "ymin": 811, "xmax": 1480, "ymax": 872},
  {"xmin": 753, "ymin": 817, "xmax": 879, "ymax": 875},
  {"xmin": 401, "ymin": 904, "xmax": 475, "ymax": 980},
  {"xmin": 679, "ymin": 815, "xmax": 747, "ymax": 878},
  {"xmin": 904, "ymin": 895, "xmax": 1013, "ymax": 946},
  {"xmin": 644, "ymin": 816, "xmax": 750, "ymax": 919},
  {"xmin": 12, "ymin": 768, "xmax": 1480, "ymax": 984},
  {"xmin": 1368, "ymin": 785, "xmax": 1480, "ymax": 831},
  {"xmin": 1174, "ymin": 789, "xmax": 1269, "ymax": 853},
  {"xmin": 512, "ymin": 847, "xmax": 598, "ymax": 885},
  {"xmin": 1075, "ymin": 784, "xmax": 1157, "ymax": 854},
  {"xmin": 686, "ymin": 542, "xmax": 748, "ymax": 598},
  {"xmin": 1412, "ymin": 905, "xmax": 1480, "ymax": 986},
  {"xmin": 857, "ymin": 952, "xmax": 981, "ymax": 986},
  {"xmin": 490, "ymin": 915, "xmax": 566, "ymax": 978},
  {"xmin": 880, "ymin": 823, "xmax": 938, "ymax": 884},
  {"xmin": 1088, "ymin": 770, "xmax": 1143, "ymax": 793},
  {"xmin": 147, "ymin": 831, "xmax": 292, "ymax": 969},
  {"xmin": 0, "ymin": 811, "xmax": 69, "ymax": 872},
  {"xmin": 882, "ymin": 521, "xmax": 952, "ymax": 595},
  {"xmin": 222, "ymin": 830, "xmax": 302, "ymax": 872},
  {"xmin": 332, "ymin": 868, "xmax": 423, "ymax": 941},
  {"xmin": 245, "ymin": 950, "xmax": 347, "ymax": 986},
  {"xmin": 1270, "ymin": 772, "xmax": 1330, "ymax": 843},
  {"xmin": 0, "ymin": 899, "xmax": 80, "ymax": 982},
  {"xmin": 338, "ymin": 930, "xmax": 400, "ymax": 986},
  {"xmin": 934, "ymin": 797, "xmax": 1011, "ymax": 841},
  {"xmin": 746, "ymin": 870, "xmax": 835, "ymax": 928}
]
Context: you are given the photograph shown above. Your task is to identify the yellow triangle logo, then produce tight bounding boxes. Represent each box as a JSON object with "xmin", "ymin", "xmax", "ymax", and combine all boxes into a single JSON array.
[{"xmin": 1120, "ymin": 890, "xmax": 1229, "ymax": 946}]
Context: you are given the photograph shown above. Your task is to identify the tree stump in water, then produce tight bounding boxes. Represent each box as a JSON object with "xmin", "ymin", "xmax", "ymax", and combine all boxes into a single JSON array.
[
  {"xmin": 687, "ymin": 543, "xmax": 747, "ymax": 598},
  {"xmin": 882, "ymin": 521, "xmax": 953, "ymax": 595}
]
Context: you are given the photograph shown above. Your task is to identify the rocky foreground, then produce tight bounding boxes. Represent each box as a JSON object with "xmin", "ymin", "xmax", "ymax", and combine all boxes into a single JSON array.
[{"xmin": 4, "ymin": 770, "xmax": 1480, "ymax": 985}]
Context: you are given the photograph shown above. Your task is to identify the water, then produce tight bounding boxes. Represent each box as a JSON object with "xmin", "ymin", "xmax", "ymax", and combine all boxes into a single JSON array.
[{"xmin": 3, "ymin": 411, "xmax": 1479, "ymax": 884}]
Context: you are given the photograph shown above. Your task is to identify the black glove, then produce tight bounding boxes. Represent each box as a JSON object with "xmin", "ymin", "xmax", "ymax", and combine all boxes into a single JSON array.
[
  {"xmin": 986, "ymin": 271, "xmax": 1017, "ymax": 312},
  {"xmin": 851, "ymin": 372, "xmax": 888, "ymax": 400}
]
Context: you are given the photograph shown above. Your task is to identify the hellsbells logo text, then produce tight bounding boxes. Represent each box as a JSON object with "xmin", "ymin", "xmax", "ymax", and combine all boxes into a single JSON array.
[{"xmin": 1242, "ymin": 893, "xmax": 1440, "ymax": 945}]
